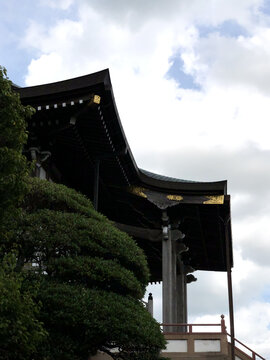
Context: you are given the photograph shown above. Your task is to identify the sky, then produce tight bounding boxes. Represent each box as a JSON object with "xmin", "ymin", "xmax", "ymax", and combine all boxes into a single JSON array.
[{"xmin": 1, "ymin": 0, "xmax": 270, "ymax": 357}]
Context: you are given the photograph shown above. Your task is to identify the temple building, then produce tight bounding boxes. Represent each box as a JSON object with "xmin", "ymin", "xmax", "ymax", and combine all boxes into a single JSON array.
[{"xmin": 16, "ymin": 69, "xmax": 264, "ymax": 360}]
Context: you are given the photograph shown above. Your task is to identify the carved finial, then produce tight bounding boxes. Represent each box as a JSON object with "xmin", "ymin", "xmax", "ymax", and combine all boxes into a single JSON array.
[
  {"xmin": 178, "ymin": 243, "xmax": 189, "ymax": 255},
  {"xmin": 221, "ymin": 314, "xmax": 226, "ymax": 333}
]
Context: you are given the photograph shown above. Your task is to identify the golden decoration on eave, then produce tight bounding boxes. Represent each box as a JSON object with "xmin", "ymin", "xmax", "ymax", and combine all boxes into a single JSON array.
[
  {"xmin": 93, "ymin": 95, "xmax": 101, "ymax": 104},
  {"xmin": 129, "ymin": 186, "xmax": 147, "ymax": 198},
  {"xmin": 167, "ymin": 194, "xmax": 183, "ymax": 201},
  {"xmin": 203, "ymin": 195, "xmax": 224, "ymax": 204},
  {"xmin": 88, "ymin": 94, "xmax": 101, "ymax": 106}
]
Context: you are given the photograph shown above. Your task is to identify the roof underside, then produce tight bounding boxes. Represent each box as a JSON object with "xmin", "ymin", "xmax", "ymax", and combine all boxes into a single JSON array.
[{"xmin": 17, "ymin": 69, "xmax": 233, "ymax": 282}]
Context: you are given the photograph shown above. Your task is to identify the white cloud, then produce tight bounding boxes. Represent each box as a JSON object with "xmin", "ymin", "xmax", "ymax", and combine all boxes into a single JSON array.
[
  {"xmin": 78, "ymin": 0, "xmax": 263, "ymax": 29},
  {"xmin": 191, "ymin": 302, "xmax": 270, "ymax": 358},
  {"xmin": 234, "ymin": 302, "xmax": 270, "ymax": 357},
  {"xmin": 39, "ymin": 0, "xmax": 74, "ymax": 10},
  {"xmin": 234, "ymin": 217, "xmax": 270, "ymax": 266},
  {"xmin": 185, "ymin": 29, "xmax": 270, "ymax": 95},
  {"xmin": 25, "ymin": 53, "xmax": 64, "ymax": 84}
]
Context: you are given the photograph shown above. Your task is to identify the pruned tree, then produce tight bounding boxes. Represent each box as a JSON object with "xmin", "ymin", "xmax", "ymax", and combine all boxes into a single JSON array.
[
  {"xmin": 0, "ymin": 253, "xmax": 46, "ymax": 360},
  {"xmin": 0, "ymin": 67, "xmax": 46, "ymax": 359},
  {"xmin": 14, "ymin": 178, "xmax": 166, "ymax": 360},
  {"xmin": 0, "ymin": 66, "xmax": 32, "ymax": 239}
]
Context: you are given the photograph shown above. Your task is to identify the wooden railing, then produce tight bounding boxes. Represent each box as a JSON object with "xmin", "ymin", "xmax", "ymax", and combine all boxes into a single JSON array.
[
  {"xmin": 161, "ymin": 322, "xmax": 224, "ymax": 333},
  {"xmin": 161, "ymin": 314, "xmax": 226, "ymax": 333},
  {"xmin": 226, "ymin": 332, "xmax": 265, "ymax": 360},
  {"xmin": 160, "ymin": 315, "xmax": 266, "ymax": 360}
]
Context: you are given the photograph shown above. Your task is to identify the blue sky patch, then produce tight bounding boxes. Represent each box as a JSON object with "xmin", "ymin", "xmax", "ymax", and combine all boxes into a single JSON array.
[
  {"xmin": 261, "ymin": 286, "xmax": 270, "ymax": 302},
  {"xmin": 198, "ymin": 19, "xmax": 248, "ymax": 39},
  {"xmin": 0, "ymin": 0, "xmax": 78, "ymax": 85},
  {"xmin": 259, "ymin": 0, "xmax": 270, "ymax": 16},
  {"xmin": 166, "ymin": 54, "xmax": 201, "ymax": 90}
]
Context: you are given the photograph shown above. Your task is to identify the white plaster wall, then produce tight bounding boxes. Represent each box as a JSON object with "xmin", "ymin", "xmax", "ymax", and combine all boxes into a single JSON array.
[
  {"xmin": 194, "ymin": 339, "xmax": 221, "ymax": 352},
  {"xmin": 165, "ymin": 340, "xmax": 188, "ymax": 352}
]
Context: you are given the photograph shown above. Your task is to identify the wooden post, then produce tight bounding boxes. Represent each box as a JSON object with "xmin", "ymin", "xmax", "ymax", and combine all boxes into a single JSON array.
[
  {"xmin": 224, "ymin": 216, "xmax": 235, "ymax": 360},
  {"xmin": 221, "ymin": 314, "xmax": 226, "ymax": 334},
  {"xmin": 162, "ymin": 213, "xmax": 175, "ymax": 332},
  {"xmin": 176, "ymin": 259, "xmax": 187, "ymax": 332}
]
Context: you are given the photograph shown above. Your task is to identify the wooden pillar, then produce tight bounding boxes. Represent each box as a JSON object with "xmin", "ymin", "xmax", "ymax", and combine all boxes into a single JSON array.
[
  {"xmin": 183, "ymin": 272, "xmax": 187, "ymax": 324},
  {"xmin": 224, "ymin": 217, "xmax": 235, "ymax": 360},
  {"xmin": 175, "ymin": 259, "xmax": 187, "ymax": 332},
  {"xmin": 162, "ymin": 214, "xmax": 191, "ymax": 333},
  {"xmin": 162, "ymin": 221, "xmax": 175, "ymax": 332}
]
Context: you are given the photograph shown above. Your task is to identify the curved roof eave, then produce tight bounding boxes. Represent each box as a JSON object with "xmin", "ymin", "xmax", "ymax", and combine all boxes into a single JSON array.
[
  {"xmin": 17, "ymin": 69, "xmax": 111, "ymax": 99},
  {"xmin": 17, "ymin": 69, "xmax": 228, "ymax": 195},
  {"xmin": 138, "ymin": 168, "xmax": 227, "ymax": 194}
]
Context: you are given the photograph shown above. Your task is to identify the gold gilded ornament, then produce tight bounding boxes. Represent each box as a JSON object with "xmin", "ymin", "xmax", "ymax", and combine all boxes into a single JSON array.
[
  {"xmin": 203, "ymin": 195, "xmax": 224, "ymax": 204},
  {"xmin": 129, "ymin": 186, "xmax": 147, "ymax": 198},
  {"xmin": 167, "ymin": 194, "xmax": 183, "ymax": 201}
]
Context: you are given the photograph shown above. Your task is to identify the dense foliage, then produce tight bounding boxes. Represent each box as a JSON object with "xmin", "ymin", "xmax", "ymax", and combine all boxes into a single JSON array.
[
  {"xmin": 0, "ymin": 253, "xmax": 46, "ymax": 360},
  {"xmin": 0, "ymin": 66, "xmax": 32, "ymax": 236},
  {"xmin": 0, "ymin": 67, "xmax": 46, "ymax": 359},
  {"xmin": 15, "ymin": 178, "xmax": 166, "ymax": 360}
]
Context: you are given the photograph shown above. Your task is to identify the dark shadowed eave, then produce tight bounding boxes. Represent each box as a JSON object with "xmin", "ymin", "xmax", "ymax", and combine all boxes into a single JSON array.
[
  {"xmin": 138, "ymin": 168, "xmax": 227, "ymax": 195},
  {"xmin": 17, "ymin": 69, "xmax": 111, "ymax": 102}
]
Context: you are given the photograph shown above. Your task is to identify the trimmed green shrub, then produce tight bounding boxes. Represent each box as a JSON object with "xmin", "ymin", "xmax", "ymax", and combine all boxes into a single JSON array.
[{"xmin": 15, "ymin": 178, "xmax": 165, "ymax": 360}]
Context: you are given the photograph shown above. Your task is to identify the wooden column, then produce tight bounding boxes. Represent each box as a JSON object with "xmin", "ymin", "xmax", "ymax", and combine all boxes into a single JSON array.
[
  {"xmin": 162, "ymin": 214, "xmax": 191, "ymax": 333},
  {"xmin": 162, "ymin": 223, "xmax": 175, "ymax": 332},
  {"xmin": 176, "ymin": 259, "xmax": 187, "ymax": 332}
]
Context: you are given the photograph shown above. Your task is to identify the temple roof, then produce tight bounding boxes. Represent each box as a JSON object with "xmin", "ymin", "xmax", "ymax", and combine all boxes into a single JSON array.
[
  {"xmin": 140, "ymin": 169, "xmax": 200, "ymax": 183},
  {"xmin": 17, "ymin": 69, "xmax": 233, "ymax": 281}
]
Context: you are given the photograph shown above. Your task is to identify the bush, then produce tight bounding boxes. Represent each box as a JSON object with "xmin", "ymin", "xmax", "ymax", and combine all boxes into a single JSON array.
[{"xmin": 15, "ymin": 178, "xmax": 165, "ymax": 360}]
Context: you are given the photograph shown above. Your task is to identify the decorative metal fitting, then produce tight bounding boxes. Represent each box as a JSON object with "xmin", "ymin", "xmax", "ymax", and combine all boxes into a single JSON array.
[{"xmin": 178, "ymin": 243, "xmax": 189, "ymax": 254}]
